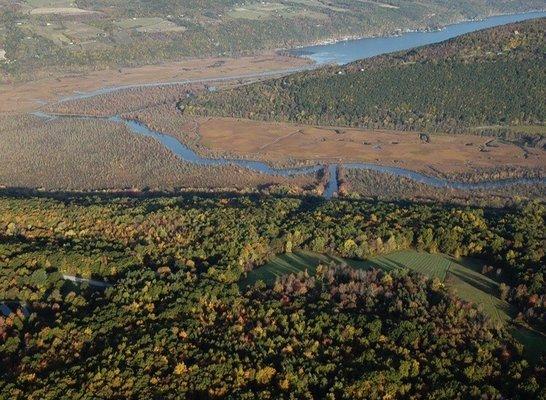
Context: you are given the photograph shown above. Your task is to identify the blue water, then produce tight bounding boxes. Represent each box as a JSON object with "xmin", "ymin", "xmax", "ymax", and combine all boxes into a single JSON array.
[
  {"xmin": 34, "ymin": 11, "xmax": 546, "ymax": 198},
  {"xmin": 117, "ymin": 117, "xmax": 323, "ymax": 176},
  {"xmin": 323, "ymin": 165, "xmax": 339, "ymax": 198},
  {"xmin": 109, "ymin": 118, "xmax": 546, "ymax": 195},
  {"xmin": 292, "ymin": 11, "xmax": 546, "ymax": 65},
  {"xmin": 31, "ymin": 112, "xmax": 545, "ymax": 199}
]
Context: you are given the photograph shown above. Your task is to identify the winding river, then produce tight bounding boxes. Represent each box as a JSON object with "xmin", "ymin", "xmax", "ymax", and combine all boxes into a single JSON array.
[
  {"xmin": 33, "ymin": 111, "xmax": 546, "ymax": 199},
  {"xmin": 37, "ymin": 11, "xmax": 546, "ymax": 198}
]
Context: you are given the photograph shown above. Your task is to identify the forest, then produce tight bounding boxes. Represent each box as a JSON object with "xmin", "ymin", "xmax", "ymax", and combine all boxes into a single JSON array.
[
  {"xmin": 1, "ymin": 1, "xmax": 544, "ymax": 80},
  {"xmin": 185, "ymin": 18, "xmax": 546, "ymax": 135},
  {"xmin": 0, "ymin": 192, "xmax": 544, "ymax": 398}
]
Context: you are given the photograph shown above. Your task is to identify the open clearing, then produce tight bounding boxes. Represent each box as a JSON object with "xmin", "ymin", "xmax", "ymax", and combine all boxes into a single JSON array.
[
  {"xmin": 115, "ymin": 17, "xmax": 187, "ymax": 33},
  {"xmin": 243, "ymin": 249, "xmax": 546, "ymax": 361},
  {"xmin": 197, "ymin": 117, "xmax": 545, "ymax": 174},
  {"xmin": 244, "ymin": 250, "xmax": 512, "ymax": 324},
  {"xmin": 29, "ymin": 7, "xmax": 97, "ymax": 15},
  {"xmin": 0, "ymin": 54, "xmax": 311, "ymax": 113},
  {"xmin": 227, "ymin": 2, "xmax": 332, "ymax": 20}
]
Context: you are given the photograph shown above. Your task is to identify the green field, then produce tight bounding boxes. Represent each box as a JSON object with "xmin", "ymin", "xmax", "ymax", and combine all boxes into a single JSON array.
[
  {"xmin": 243, "ymin": 250, "xmax": 512, "ymax": 323},
  {"xmin": 114, "ymin": 18, "xmax": 186, "ymax": 33},
  {"xmin": 246, "ymin": 250, "xmax": 457, "ymax": 287},
  {"xmin": 243, "ymin": 250, "xmax": 545, "ymax": 361},
  {"xmin": 227, "ymin": 2, "xmax": 329, "ymax": 21}
]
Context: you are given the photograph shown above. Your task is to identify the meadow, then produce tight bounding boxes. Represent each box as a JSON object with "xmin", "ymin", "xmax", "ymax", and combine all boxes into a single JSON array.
[
  {"xmin": 243, "ymin": 249, "xmax": 546, "ymax": 361},
  {"xmin": 243, "ymin": 250, "xmax": 517, "ymax": 325},
  {"xmin": 244, "ymin": 250, "xmax": 460, "ymax": 287},
  {"xmin": 0, "ymin": 53, "xmax": 309, "ymax": 113},
  {"xmin": 191, "ymin": 117, "xmax": 545, "ymax": 175}
]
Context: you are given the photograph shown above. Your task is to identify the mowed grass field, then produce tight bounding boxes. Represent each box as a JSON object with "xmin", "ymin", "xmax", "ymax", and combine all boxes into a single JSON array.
[{"xmin": 243, "ymin": 249, "xmax": 545, "ymax": 361}]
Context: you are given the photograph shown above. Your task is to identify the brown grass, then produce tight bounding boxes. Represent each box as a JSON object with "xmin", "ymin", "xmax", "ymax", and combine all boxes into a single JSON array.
[
  {"xmin": 195, "ymin": 117, "xmax": 546, "ymax": 175},
  {"xmin": 0, "ymin": 53, "xmax": 311, "ymax": 113},
  {"xmin": 0, "ymin": 114, "xmax": 317, "ymax": 191},
  {"xmin": 44, "ymin": 85, "xmax": 202, "ymax": 117}
]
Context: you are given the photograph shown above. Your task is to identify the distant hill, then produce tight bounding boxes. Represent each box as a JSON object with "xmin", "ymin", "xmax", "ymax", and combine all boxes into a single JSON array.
[
  {"xmin": 1, "ymin": 0, "xmax": 544, "ymax": 79},
  {"xmin": 185, "ymin": 18, "xmax": 546, "ymax": 135}
]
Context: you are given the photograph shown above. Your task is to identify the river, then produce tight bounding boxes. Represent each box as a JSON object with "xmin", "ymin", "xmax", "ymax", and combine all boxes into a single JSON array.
[
  {"xmin": 32, "ymin": 112, "xmax": 546, "ymax": 199},
  {"xmin": 58, "ymin": 11, "xmax": 546, "ymax": 102},
  {"xmin": 38, "ymin": 11, "xmax": 546, "ymax": 198},
  {"xmin": 291, "ymin": 11, "xmax": 546, "ymax": 64}
]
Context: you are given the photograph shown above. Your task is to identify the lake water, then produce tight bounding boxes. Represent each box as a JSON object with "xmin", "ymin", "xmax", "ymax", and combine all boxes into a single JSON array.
[{"xmin": 291, "ymin": 11, "xmax": 546, "ymax": 65}]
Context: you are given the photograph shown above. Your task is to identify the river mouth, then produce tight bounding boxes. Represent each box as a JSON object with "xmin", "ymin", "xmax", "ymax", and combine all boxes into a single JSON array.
[{"xmin": 29, "ymin": 11, "xmax": 546, "ymax": 198}]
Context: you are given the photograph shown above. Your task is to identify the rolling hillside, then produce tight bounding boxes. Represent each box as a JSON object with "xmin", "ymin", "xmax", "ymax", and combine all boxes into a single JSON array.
[
  {"xmin": 1, "ymin": 1, "xmax": 544, "ymax": 79},
  {"xmin": 185, "ymin": 18, "xmax": 546, "ymax": 136}
]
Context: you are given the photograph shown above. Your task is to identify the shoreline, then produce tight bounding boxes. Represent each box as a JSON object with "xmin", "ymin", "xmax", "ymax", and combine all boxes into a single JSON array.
[{"xmin": 282, "ymin": 9, "xmax": 546, "ymax": 55}]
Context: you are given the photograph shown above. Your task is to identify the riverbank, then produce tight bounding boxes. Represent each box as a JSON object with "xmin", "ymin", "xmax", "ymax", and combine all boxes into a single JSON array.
[
  {"xmin": 285, "ymin": 9, "xmax": 546, "ymax": 51},
  {"xmin": 27, "ymin": 111, "xmax": 546, "ymax": 200},
  {"xmin": 288, "ymin": 10, "xmax": 546, "ymax": 64},
  {"xmin": 0, "ymin": 53, "xmax": 313, "ymax": 113},
  {"xmin": 4, "ymin": 11, "xmax": 544, "ymax": 115}
]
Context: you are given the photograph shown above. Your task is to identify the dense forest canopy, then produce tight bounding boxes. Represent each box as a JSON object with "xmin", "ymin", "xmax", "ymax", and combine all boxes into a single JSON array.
[
  {"xmin": 0, "ymin": 192, "xmax": 544, "ymax": 397},
  {"xmin": 184, "ymin": 18, "xmax": 546, "ymax": 133},
  {"xmin": 1, "ymin": 2, "xmax": 545, "ymax": 397},
  {"xmin": 0, "ymin": 1, "xmax": 544, "ymax": 79}
]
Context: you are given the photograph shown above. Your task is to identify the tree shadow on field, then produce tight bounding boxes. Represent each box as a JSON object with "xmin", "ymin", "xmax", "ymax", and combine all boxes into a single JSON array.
[{"xmin": 450, "ymin": 269, "xmax": 497, "ymax": 297}]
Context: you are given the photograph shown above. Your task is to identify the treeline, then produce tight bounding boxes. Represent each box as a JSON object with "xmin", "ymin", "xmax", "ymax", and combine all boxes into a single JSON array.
[
  {"xmin": 184, "ymin": 18, "xmax": 546, "ymax": 133},
  {"xmin": 342, "ymin": 168, "xmax": 546, "ymax": 205}
]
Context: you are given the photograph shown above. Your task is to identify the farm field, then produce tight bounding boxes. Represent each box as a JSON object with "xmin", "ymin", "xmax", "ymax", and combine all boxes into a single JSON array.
[
  {"xmin": 243, "ymin": 249, "xmax": 546, "ymax": 360},
  {"xmin": 194, "ymin": 117, "xmax": 545, "ymax": 175},
  {"xmin": 244, "ymin": 250, "xmax": 457, "ymax": 287},
  {"xmin": 3, "ymin": 0, "xmax": 538, "ymax": 82},
  {"xmin": 227, "ymin": 2, "xmax": 330, "ymax": 21},
  {"xmin": 114, "ymin": 17, "xmax": 187, "ymax": 33}
]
